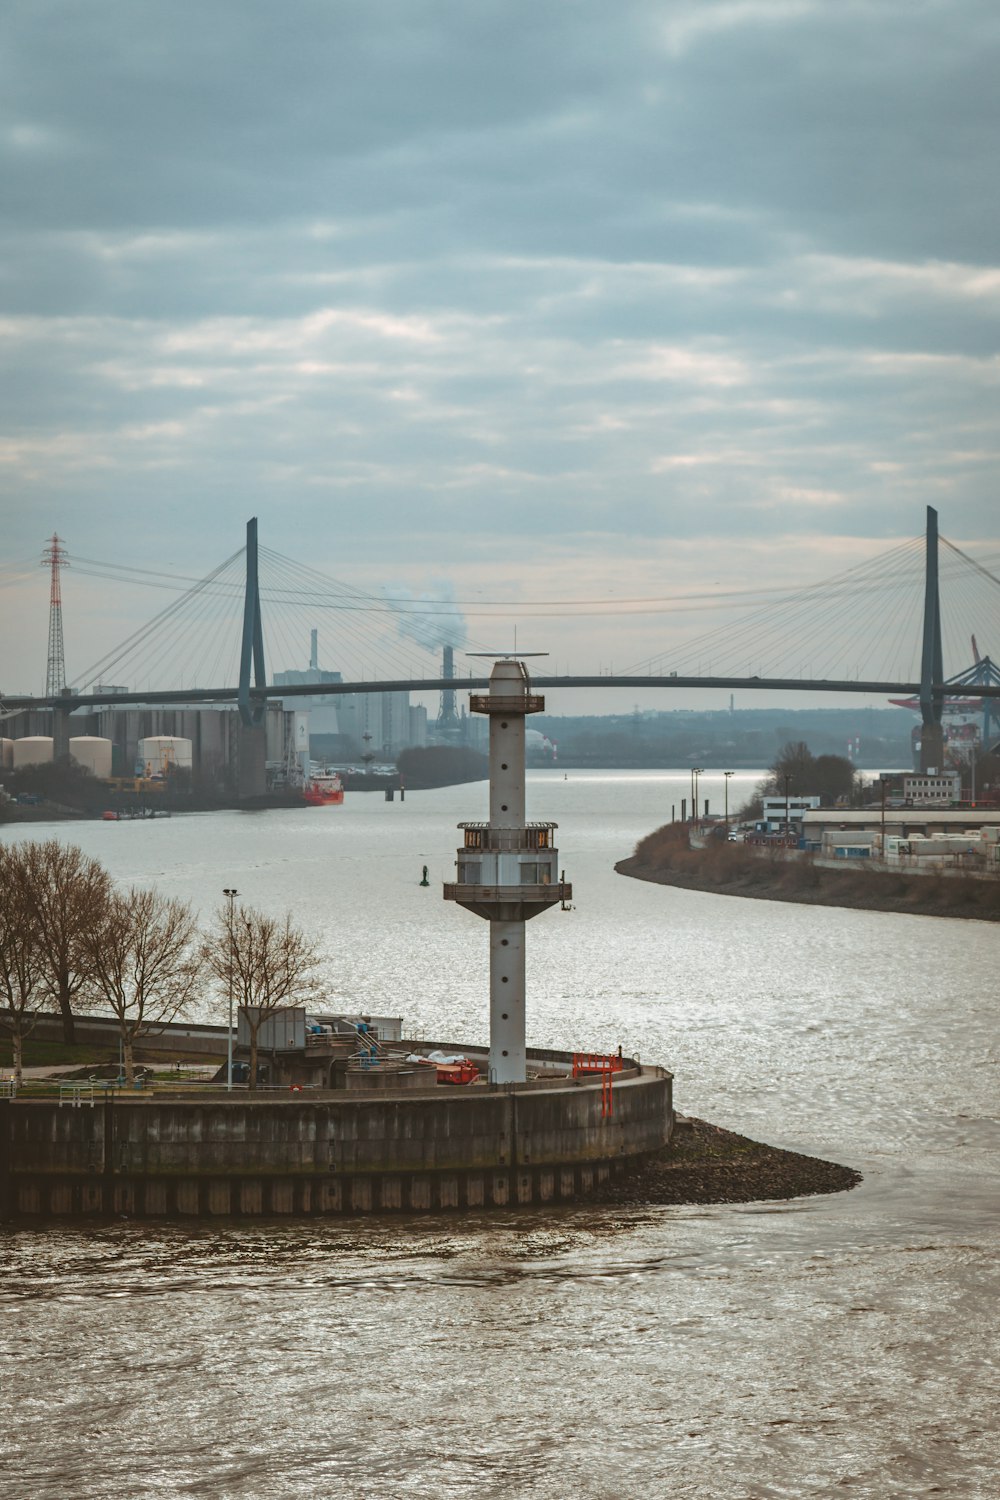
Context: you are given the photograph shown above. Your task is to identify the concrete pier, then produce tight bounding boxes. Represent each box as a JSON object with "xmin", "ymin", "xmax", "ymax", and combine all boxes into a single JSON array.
[{"xmin": 0, "ymin": 1055, "xmax": 672, "ymax": 1220}]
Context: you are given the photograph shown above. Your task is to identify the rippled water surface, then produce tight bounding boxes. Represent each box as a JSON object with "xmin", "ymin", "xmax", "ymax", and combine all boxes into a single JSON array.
[{"xmin": 2, "ymin": 772, "xmax": 998, "ymax": 1498}]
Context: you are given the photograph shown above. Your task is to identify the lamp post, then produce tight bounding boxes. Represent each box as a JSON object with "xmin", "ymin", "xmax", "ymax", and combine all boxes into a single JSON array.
[
  {"xmin": 723, "ymin": 770, "xmax": 734, "ymax": 829},
  {"xmin": 879, "ymin": 777, "xmax": 886, "ymax": 859},
  {"xmin": 691, "ymin": 767, "xmax": 704, "ymax": 823},
  {"xmin": 223, "ymin": 888, "xmax": 239, "ymax": 1090},
  {"xmin": 783, "ymin": 773, "xmax": 792, "ymax": 841}
]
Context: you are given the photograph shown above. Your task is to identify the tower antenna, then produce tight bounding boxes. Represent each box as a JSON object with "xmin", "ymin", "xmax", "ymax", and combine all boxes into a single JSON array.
[{"xmin": 41, "ymin": 533, "xmax": 69, "ymax": 696}]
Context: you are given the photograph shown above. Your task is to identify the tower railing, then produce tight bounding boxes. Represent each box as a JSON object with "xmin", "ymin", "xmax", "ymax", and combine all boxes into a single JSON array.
[
  {"xmin": 443, "ymin": 880, "xmax": 571, "ymax": 904},
  {"xmin": 459, "ymin": 822, "xmax": 557, "ymax": 851},
  {"xmin": 469, "ymin": 692, "xmax": 545, "ymax": 715}
]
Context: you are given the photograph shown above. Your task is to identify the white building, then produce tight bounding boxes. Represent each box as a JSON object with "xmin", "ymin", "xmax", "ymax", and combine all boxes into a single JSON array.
[
  {"xmin": 760, "ymin": 795, "xmax": 822, "ymax": 831},
  {"xmin": 899, "ymin": 772, "xmax": 960, "ymax": 804}
]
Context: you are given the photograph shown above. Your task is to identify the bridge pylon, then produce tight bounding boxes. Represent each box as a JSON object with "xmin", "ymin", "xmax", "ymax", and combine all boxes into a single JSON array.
[
  {"xmin": 919, "ymin": 506, "xmax": 945, "ymax": 773},
  {"xmin": 236, "ymin": 517, "xmax": 268, "ymax": 799},
  {"xmin": 238, "ymin": 517, "xmax": 267, "ymax": 728}
]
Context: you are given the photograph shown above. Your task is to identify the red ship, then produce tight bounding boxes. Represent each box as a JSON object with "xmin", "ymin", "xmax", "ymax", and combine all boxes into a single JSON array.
[{"xmin": 302, "ymin": 772, "xmax": 345, "ymax": 806}]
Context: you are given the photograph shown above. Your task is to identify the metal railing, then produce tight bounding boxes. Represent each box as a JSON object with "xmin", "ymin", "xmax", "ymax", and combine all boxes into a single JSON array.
[
  {"xmin": 443, "ymin": 881, "xmax": 571, "ymax": 904},
  {"xmin": 459, "ymin": 823, "xmax": 557, "ymax": 851},
  {"xmin": 58, "ymin": 1082, "xmax": 96, "ymax": 1108},
  {"xmin": 571, "ymin": 1054, "xmax": 624, "ymax": 1118},
  {"xmin": 469, "ymin": 693, "xmax": 545, "ymax": 715}
]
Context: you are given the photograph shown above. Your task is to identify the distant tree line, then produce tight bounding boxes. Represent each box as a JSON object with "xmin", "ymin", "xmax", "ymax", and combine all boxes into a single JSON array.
[
  {"xmin": 0, "ymin": 839, "xmax": 319, "ymax": 1089},
  {"xmin": 738, "ymin": 741, "xmax": 858, "ymax": 820}
]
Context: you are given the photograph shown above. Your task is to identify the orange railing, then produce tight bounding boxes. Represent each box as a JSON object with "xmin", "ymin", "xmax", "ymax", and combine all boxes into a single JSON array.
[{"xmin": 571, "ymin": 1053, "xmax": 625, "ymax": 1117}]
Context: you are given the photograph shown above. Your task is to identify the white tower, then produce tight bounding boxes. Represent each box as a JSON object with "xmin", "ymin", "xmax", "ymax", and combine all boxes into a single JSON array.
[{"xmin": 443, "ymin": 658, "xmax": 571, "ymax": 1083}]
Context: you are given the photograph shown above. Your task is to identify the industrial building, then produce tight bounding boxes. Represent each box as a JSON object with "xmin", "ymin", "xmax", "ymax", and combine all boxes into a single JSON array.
[{"xmin": 800, "ymin": 808, "xmax": 1000, "ymax": 872}]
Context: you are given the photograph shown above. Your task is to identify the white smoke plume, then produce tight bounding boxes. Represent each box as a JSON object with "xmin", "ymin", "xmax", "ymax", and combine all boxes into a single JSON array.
[{"xmin": 382, "ymin": 580, "xmax": 468, "ymax": 655}]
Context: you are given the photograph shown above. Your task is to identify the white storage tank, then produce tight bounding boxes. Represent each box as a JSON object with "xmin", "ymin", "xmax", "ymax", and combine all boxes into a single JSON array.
[
  {"xmin": 138, "ymin": 735, "xmax": 193, "ymax": 775},
  {"xmin": 70, "ymin": 736, "xmax": 113, "ymax": 780},
  {"xmin": 12, "ymin": 737, "xmax": 54, "ymax": 768},
  {"xmin": 0, "ymin": 738, "xmax": 13, "ymax": 769}
]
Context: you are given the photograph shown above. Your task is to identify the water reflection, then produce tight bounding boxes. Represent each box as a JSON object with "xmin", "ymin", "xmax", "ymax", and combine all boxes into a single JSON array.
[{"xmin": 2, "ymin": 772, "xmax": 998, "ymax": 1497}]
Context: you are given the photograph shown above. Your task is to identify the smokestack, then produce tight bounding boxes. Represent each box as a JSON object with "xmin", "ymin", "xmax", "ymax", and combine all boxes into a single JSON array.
[
  {"xmin": 310, "ymin": 629, "xmax": 318, "ymax": 672},
  {"xmin": 437, "ymin": 644, "xmax": 458, "ymax": 729}
]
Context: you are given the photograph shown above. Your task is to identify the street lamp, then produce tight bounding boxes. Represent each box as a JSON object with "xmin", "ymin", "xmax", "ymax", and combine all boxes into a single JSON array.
[
  {"xmin": 723, "ymin": 771, "xmax": 734, "ymax": 829},
  {"xmin": 783, "ymin": 773, "xmax": 792, "ymax": 840},
  {"xmin": 223, "ymin": 888, "xmax": 239, "ymax": 1090},
  {"xmin": 691, "ymin": 767, "xmax": 704, "ymax": 822}
]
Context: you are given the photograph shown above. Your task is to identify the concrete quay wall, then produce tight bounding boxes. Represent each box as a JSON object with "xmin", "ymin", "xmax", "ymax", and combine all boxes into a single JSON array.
[{"xmin": 0, "ymin": 1069, "xmax": 673, "ymax": 1219}]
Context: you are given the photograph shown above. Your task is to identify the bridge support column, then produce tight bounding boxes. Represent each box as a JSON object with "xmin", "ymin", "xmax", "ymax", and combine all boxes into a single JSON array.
[
  {"xmin": 919, "ymin": 722, "xmax": 945, "ymax": 777},
  {"xmin": 52, "ymin": 703, "xmax": 71, "ymax": 762},
  {"xmin": 236, "ymin": 722, "xmax": 267, "ymax": 800}
]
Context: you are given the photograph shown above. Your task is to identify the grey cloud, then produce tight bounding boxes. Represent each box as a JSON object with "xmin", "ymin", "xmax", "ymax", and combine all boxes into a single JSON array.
[{"xmin": 1, "ymin": 0, "xmax": 998, "ymax": 682}]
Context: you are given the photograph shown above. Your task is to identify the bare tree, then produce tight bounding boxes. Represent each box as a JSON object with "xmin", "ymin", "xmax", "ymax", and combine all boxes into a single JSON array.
[
  {"xmin": 203, "ymin": 905, "xmax": 320, "ymax": 1090},
  {"xmin": 0, "ymin": 846, "xmax": 47, "ymax": 1085},
  {"xmin": 80, "ymin": 886, "xmax": 201, "ymax": 1083},
  {"xmin": 16, "ymin": 840, "xmax": 112, "ymax": 1043}
]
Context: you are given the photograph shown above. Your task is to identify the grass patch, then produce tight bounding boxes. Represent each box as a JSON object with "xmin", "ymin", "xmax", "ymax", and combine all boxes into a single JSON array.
[{"xmin": 0, "ymin": 1038, "xmax": 114, "ymax": 1068}]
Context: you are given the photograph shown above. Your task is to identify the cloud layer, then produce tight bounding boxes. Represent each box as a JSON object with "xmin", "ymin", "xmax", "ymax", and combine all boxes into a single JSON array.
[{"xmin": 1, "ymin": 0, "xmax": 998, "ymax": 697}]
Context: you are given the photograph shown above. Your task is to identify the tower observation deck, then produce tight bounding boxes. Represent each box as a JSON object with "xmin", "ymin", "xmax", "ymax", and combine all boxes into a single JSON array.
[{"xmin": 443, "ymin": 658, "xmax": 571, "ymax": 1084}]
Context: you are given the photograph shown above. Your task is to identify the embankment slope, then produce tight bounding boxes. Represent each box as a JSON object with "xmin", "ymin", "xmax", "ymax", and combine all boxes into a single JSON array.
[{"xmin": 616, "ymin": 824, "xmax": 1000, "ymax": 922}]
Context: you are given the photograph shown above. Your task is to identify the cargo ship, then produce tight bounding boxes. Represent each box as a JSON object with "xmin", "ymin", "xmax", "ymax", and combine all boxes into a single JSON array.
[{"xmin": 302, "ymin": 771, "xmax": 345, "ymax": 806}]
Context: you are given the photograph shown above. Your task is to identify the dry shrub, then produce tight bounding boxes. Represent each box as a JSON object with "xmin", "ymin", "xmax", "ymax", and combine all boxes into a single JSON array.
[{"xmin": 633, "ymin": 823, "xmax": 690, "ymax": 872}]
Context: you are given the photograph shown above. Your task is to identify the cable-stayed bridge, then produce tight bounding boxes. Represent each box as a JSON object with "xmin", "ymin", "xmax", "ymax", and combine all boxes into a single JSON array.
[{"xmin": 3, "ymin": 508, "xmax": 1000, "ymax": 788}]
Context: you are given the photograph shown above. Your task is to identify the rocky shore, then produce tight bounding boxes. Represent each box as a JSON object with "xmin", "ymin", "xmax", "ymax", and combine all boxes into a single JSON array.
[{"xmin": 591, "ymin": 1116, "xmax": 862, "ymax": 1207}]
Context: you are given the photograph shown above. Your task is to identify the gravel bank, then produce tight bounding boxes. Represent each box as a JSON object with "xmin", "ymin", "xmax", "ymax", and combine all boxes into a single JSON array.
[{"xmin": 591, "ymin": 1116, "xmax": 862, "ymax": 1207}]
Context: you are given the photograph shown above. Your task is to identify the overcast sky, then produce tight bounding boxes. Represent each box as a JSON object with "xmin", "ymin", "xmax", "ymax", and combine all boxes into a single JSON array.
[{"xmin": 1, "ymin": 0, "xmax": 998, "ymax": 709}]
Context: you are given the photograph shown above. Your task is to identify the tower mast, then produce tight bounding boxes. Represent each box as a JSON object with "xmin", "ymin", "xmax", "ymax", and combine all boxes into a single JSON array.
[
  {"xmin": 41, "ymin": 533, "xmax": 69, "ymax": 696},
  {"xmin": 444, "ymin": 657, "xmax": 571, "ymax": 1084}
]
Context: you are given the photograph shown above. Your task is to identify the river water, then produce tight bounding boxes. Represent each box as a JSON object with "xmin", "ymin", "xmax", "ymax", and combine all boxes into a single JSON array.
[{"xmin": 1, "ymin": 771, "xmax": 997, "ymax": 1498}]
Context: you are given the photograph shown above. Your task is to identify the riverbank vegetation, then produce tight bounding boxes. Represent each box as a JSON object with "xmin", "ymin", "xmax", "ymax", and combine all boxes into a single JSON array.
[
  {"xmin": 617, "ymin": 822, "xmax": 1000, "ymax": 921},
  {"xmin": 202, "ymin": 905, "xmax": 320, "ymax": 1087},
  {"xmin": 737, "ymin": 740, "xmax": 858, "ymax": 821},
  {"xmin": 0, "ymin": 839, "xmax": 317, "ymax": 1087}
]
